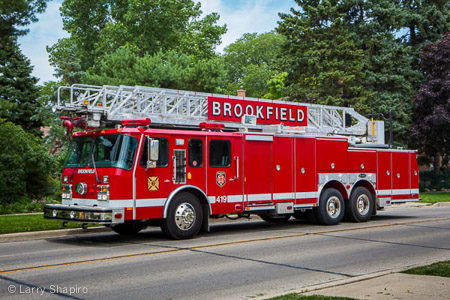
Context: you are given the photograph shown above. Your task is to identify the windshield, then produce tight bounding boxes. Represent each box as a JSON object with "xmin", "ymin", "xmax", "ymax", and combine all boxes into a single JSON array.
[{"xmin": 65, "ymin": 134, "xmax": 139, "ymax": 170}]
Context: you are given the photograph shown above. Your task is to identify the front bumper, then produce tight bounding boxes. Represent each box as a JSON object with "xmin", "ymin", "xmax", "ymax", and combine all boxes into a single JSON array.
[{"xmin": 44, "ymin": 204, "xmax": 122, "ymax": 224}]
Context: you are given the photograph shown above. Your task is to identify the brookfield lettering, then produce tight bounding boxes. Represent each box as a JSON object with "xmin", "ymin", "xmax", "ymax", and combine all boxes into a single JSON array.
[{"xmin": 207, "ymin": 97, "xmax": 308, "ymax": 126}]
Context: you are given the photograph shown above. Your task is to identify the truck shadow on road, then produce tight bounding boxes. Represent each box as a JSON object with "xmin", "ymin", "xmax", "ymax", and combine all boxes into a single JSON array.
[{"xmin": 46, "ymin": 214, "xmax": 423, "ymax": 248}]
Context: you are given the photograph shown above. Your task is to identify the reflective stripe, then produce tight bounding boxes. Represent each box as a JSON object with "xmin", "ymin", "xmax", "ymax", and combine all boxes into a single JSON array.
[
  {"xmin": 248, "ymin": 193, "xmax": 272, "ymax": 201},
  {"xmin": 377, "ymin": 189, "xmax": 420, "ymax": 196},
  {"xmin": 245, "ymin": 135, "xmax": 273, "ymax": 142},
  {"xmin": 294, "ymin": 204, "xmax": 314, "ymax": 208},
  {"xmin": 391, "ymin": 199, "xmax": 420, "ymax": 203},
  {"xmin": 71, "ymin": 198, "xmax": 165, "ymax": 208},
  {"xmin": 392, "ymin": 189, "xmax": 414, "ymax": 195},
  {"xmin": 273, "ymin": 192, "xmax": 295, "ymax": 200}
]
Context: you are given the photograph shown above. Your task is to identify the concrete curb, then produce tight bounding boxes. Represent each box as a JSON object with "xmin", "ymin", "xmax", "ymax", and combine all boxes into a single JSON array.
[
  {"xmin": 254, "ymin": 258, "xmax": 450, "ymax": 299},
  {"xmin": 0, "ymin": 227, "xmax": 110, "ymax": 243}
]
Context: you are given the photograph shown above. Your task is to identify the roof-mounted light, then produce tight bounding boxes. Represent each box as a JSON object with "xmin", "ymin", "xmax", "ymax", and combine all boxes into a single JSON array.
[
  {"xmin": 199, "ymin": 122, "xmax": 225, "ymax": 130},
  {"xmin": 121, "ymin": 118, "xmax": 151, "ymax": 127}
]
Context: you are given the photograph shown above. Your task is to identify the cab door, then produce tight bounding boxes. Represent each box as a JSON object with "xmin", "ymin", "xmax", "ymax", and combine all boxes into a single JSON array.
[
  {"xmin": 135, "ymin": 134, "xmax": 173, "ymax": 219},
  {"xmin": 185, "ymin": 137, "xmax": 206, "ymax": 192},
  {"xmin": 206, "ymin": 135, "xmax": 243, "ymax": 215}
]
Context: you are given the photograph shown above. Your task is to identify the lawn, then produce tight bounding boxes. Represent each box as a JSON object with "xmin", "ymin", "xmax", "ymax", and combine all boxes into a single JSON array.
[
  {"xmin": 402, "ymin": 260, "xmax": 450, "ymax": 278},
  {"xmin": 269, "ymin": 294, "xmax": 356, "ymax": 300},
  {"xmin": 0, "ymin": 214, "xmax": 98, "ymax": 235},
  {"xmin": 419, "ymin": 192, "xmax": 450, "ymax": 204}
]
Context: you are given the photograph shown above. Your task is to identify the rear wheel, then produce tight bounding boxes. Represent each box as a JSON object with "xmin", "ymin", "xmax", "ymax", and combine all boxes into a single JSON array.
[
  {"xmin": 111, "ymin": 221, "xmax": 145, "ymax": 235},
  {"xmin": 346, "ymin": 187, "xmax": 374, "ymax": 222},
  {"xmin": 161, "ymin": 192, "xmax": 203, "ymax": 239},
  {"xmin": 260, "ymin": 214, "xmax": 291, "ymax": 223},
  {"xmin": 315, "ymin": 188, "xmax": 345, "ymax": 225}
]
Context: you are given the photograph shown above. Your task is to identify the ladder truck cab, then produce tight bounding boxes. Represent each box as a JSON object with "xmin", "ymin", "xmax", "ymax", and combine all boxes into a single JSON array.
[{"xmin": 44, "ymin": 84, "xmax": 420, "ymax": 239}]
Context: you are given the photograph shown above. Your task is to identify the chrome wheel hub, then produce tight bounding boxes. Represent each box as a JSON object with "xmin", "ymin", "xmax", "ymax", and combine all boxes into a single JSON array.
[
  {"xmin": 357, "ymin": 194, "xmax": 370, "ymax": 215},
  {"xmin": 174, "ymin": 202, "xmax": 196, "ymax": 231},
  {"xmin": 326, "ymin": 196, "xmax": 341, "ymax": 219}
]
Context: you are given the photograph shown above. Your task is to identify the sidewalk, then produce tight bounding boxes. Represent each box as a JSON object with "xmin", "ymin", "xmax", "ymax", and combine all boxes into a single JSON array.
[{"xmin": 303, "ymin": 272, "xmax": 450, "ymax": 300}]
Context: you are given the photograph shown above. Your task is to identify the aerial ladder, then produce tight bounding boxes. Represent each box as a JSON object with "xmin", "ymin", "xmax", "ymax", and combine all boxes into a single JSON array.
[{"xmin": 56, "ymin": 84, "xmax": 389, "ymax": 146}]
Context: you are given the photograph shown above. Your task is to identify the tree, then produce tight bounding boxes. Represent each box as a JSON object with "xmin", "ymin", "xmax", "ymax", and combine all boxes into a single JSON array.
[
  {"xmin": 277, "ymin": 10, "xmax": 370, "ymax": 110},
  {"xmin": 0, "ymin": 122, "xmax": 56, "ymax": 205},
  {"xmin": 277, "ymin": 0, "xmax": 417, "ymax": 144},
  {"xmin": 48, "ymin": 0, "xmax": 226, "ymax": 84},
  {"xmin": 0, "ymin": 40, "xmax": 43, "ymax": 134},
  {"xmin": 84, "ymin": 46, "xmax": 228, "ymax": 93},
  {"xmin": 223, "ymin": 32, "xmax": 284, "ymax": 98},
  {"xmin": 0, "ymin": 0, "xmax": 48, "ymax": 40},
  {"xmin": 411, "ymin": 32, "xmax": 450, "ymax": 171}
]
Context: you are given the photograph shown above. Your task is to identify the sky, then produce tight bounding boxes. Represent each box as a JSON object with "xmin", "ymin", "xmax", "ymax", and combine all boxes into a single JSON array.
[{"xmin": 18, "ymin": 0, "xmax": 296, "ymax": 85}]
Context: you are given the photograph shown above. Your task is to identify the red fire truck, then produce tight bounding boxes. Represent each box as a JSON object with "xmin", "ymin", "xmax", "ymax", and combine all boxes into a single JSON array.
[{"xmin": 44, "ymin": 84, "xmax": 420, "ymax": 239}]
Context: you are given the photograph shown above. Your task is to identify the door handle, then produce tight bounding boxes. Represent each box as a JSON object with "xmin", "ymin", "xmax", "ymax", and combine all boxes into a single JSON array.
[
  {"xmin": 234, "ymin": 156, "xmax": 239, "ymax": 180},
  {"xmin": 164, "ymin": 179, "xmax": 170, "ymax": 183}
]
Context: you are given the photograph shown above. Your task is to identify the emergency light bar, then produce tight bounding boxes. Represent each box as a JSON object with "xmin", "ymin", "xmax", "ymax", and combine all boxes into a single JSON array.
[
  {"xmin": 199, "ymin": 122, "xmax": 225, "ymax": 130},
  {"xmin": 121, "ymin": 118, "xmax": 151, "ymax": 127}
]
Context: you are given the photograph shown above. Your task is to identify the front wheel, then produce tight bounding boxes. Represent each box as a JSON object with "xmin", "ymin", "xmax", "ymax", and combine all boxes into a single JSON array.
[
  {"xmin": 161, "ymin": 192, "xmax": 203, "ymax": 239},
  {"xmin": 346, "ymin": 187, "xmax": 374, "ymax": 222},
  {"xmin": 315, "ymin": 188, "xmax": 345, "ymax": 225}
]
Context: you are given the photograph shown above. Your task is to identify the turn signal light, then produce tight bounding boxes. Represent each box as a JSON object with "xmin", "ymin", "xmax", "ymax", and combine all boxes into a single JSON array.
[
  {"xmin": 121, "ymin": 118, "xmax": 151, "ymax": 127},
  {"xmin": 114, "ymin": 213, "xmax": 123, "ymax": 219}
]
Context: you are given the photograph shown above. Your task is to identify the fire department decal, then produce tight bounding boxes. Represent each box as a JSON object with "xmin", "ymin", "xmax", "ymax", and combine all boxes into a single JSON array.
[
  {"xmin": 148, "ymin": 176, "xmax": 159, "ymax": 191},
  {"xmin": 216, "ymin": 171, "xmax": 226, "ymax": 187}
]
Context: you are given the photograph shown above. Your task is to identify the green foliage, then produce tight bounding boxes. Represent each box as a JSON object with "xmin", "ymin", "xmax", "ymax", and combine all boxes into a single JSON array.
[
  {"xmin": 403, "ymin": 260, "xmax": 450, "ymax": 278},
  {"xmin": 0, "ymin": 40, "xmax": 43, "ymax": 134},
  {"xmin": 277, "ymin": 12, "xmax": 370, "ymax": 111},
  {"xmin": 269, "ymin": 294, "xmax": 356, "ymax": 300},
  {"xmin": 0, "ymin": 0, "xmax": 48, "ymax": 39},
  {"xmin": 0, "ymin": 214, "xmax": 98, "ymax": 234},
  {"xmin": 264, "ymin": 72, "xmax": 288, "ymax": 100},
  {"xmin": 49, "ymin": 0, "xmax": 226, "ymax": 85},
  {"xmin": 277, "ymin": 0, "xmax": 450, "ymax": 145},
  {"xmin": 419, "ymin": 171, "xmax": 450, "ymax": 192},
  {"xmin": 0, "ymin": 122, "xmax": 56, "ymax": 205},
  {"xmin": 84, "ymin": 47, "xmax": 227, "ymax": 93},
  {"xmin": 223, "ymin": 32, "xmax": 285, "ymax": 98},
  {"xmin": 419, "ymin": 192, "xmax": 450, "ymax": 203},
  {"xmin": 411, "ymin": 32, "xmax": 450, "ymax": 168}
]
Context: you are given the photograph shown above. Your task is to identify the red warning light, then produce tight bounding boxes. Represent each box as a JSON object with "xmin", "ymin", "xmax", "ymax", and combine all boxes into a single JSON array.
[
  {"xmin": 121, "ymin": 118, "xmax": 151, "ymax": 127},
  {"xmin": 199, "ymin": 122, "xmax": 225, "ymax": 130}
]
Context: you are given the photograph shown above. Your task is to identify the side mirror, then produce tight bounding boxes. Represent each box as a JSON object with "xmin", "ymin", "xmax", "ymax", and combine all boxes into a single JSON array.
[{"xmin": 146, "ymin": 138, "xmax": 159, "ymax": 169}]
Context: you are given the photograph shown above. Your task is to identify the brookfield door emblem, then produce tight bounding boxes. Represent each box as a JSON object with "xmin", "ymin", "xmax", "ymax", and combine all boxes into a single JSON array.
[
  {"xmin": 148, "ymin": 176, "xmax": 159, "ymax": 191},
  {"xmin": 216, "ymin": 171, "xmax": 226, "ymax": 187}
]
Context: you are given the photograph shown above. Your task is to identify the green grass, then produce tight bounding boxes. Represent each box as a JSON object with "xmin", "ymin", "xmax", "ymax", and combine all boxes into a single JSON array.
[
  {"xmin": 419, "ymin": 192, "xmax": 450, "ymax": 204},
  {"xmin": 402, "ymin": 260, "xmax": 450, "ymax": 278},
  {"xmin": 0, "ymin": 214, "xmax": 98, "ymax": 234},
  {"xmin": 269, "ymin": 294, "xmax": 356, "ymax": 300}
]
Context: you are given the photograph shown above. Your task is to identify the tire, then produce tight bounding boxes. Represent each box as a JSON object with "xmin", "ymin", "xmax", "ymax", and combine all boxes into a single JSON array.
[
  {"xmin": 111, "ymin": 221, "xmax": 145, "ymax": 235},
  {"xmin": 161, "ymin": 192, "xmax": 203, "ymax": 239},
  {"xmin": 315, "ymin": 188, "xmax": 345, "ymax": 225},
  {"xmin": 260, "ymin": 214, "xmax": 291, "ymax": 223},
  {"xmin": 346, "ymin": 186, "xmax": 374, "ymax": 222}
]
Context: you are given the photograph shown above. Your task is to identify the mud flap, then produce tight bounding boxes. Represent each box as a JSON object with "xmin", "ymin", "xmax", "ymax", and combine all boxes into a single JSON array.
[{"xmin": 201, "ymin": 204, "xmax": 210, "ymax": 233}]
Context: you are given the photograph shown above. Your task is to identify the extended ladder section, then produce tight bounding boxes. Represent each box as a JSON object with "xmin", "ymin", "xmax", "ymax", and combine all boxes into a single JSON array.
[{"xmin": 57, "ymin": 84, "xmax": 384, "ymax": 144}]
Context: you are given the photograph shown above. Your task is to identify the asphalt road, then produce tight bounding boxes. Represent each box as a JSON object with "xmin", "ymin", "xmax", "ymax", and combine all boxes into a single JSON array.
[{"xmin": 1, "ymin": 205, "xmax": 450, "ymax": 300}]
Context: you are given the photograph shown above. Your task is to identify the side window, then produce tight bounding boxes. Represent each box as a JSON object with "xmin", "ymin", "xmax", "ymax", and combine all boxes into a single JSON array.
[
  {"xmin": 188, "ymin": 139, "xmax": 203, "ymax": 168},
  {"xmin": 209, "ymin": 140, "xmax": 231, "ymax": 168},
  {"xmin": 140, "ymin": 137, "xmax": 169, "ymax": 168}
]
